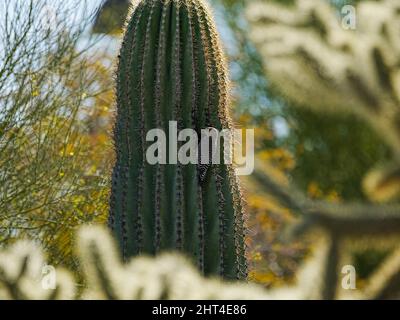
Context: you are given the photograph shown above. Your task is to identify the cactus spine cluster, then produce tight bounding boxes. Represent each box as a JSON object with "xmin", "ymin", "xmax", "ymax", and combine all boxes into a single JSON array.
[{"xmin": 109, "ymin": 0, "xmax": 247, "ymax": 280}]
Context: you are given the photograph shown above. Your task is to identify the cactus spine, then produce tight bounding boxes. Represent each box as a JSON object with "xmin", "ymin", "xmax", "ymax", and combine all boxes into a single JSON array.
[{"xmin": 109, "ymin": 0, "xmax": 247, "ymax": 280}]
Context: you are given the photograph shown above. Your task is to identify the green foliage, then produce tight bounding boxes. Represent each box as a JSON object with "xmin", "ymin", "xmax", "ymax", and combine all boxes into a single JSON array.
[
  {"xmin": 93, "ymin": 0, "xmax": 130, "ymax": 34},
  {"xmin": 285, "ymin": 110, "xmax": 390, "ymax": 200},
  {"xmin": 109, "ymin": 0, "xmax": 247, "ymax": 280},
  {"xmin": 0, "ymin": 0, "xmax": 111, "ymax": 270}
]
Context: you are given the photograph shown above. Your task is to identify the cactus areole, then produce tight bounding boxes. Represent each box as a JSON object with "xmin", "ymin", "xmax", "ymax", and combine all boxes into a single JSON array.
[{"xmin": 109, "ymin": 0, "xmax": 247, "ymax": 280}]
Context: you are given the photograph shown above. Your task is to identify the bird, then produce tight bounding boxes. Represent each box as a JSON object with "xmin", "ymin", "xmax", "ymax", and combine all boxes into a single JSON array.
[{"xmin": 198, "ymin": 127, "xmax": 220, "ymax": 185}]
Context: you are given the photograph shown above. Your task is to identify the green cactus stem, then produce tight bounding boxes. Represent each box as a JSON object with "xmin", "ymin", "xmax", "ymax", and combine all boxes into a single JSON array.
[{"xmin": 109, "ymin": 0, "xmax": 247, "ymax": 280}]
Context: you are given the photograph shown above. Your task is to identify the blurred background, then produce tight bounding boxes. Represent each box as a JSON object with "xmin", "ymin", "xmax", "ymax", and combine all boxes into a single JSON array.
[{"xmin": 0, "ymin": 0, "xmax": 393, "ymax": 291}]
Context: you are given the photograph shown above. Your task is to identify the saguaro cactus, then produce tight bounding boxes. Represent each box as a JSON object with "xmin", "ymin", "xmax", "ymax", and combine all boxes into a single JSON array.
[{"xmin": 109, "ymin": 0, "xmax": 247, "ymax": 280}]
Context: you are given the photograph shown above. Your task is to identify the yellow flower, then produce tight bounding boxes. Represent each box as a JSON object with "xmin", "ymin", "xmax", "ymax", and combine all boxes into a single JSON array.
[
  {"xmin": 253, "ymin": 252, "xmax": 263, "ymax": 262},
  {"xmin": 308, "ymin": 182, "xmax": 323, "ymax": 199}
]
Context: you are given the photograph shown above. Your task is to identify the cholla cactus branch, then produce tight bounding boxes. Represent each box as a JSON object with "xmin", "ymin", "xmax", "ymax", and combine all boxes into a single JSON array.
[
  {"xmin": 363, "ymin": 247, "xmax": 400, "ymax": 299},
  {"xmin": 248, "ymin": 0, "xmax": 400, "ymax": 157},
  {"xmin": 247, "ymin": 0, "xmax": 400, "ymax": 299},
  {"xmin": 254, "ymin": 165, "xmax": 400, "ymax": 237},
  {"xmin": 4, "ymin": 225, "xmax": 400, "ymax": 299},
  {"xmin": 252, "ymin": 162, "xmax": 310, "ymax": 215},
  {"xmin": 0, "ymin": 242, "xmax": 75, "ymax": 300},
  {"xmin": 0, "ymin": 226, "xmax": 303, "ymax": 300}
]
